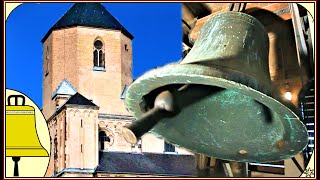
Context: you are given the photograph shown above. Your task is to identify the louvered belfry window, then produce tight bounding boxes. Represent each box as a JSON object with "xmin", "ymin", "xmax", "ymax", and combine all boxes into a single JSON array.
[{"xmin": 164, "ymin": 141, "xmax": 175, "ymax": 152}]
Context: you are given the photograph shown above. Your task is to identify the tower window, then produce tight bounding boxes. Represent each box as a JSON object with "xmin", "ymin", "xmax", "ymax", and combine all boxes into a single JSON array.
[
  {"xmin": 45, "ymin": 46, "xmax": 49, "ymax": 76},
  {"xmin": 93, "ymin": 40, "xmax": 105, "ymax": 70},
  {"xmin": 164, "ymin": 141, "xmax": 175, "ymax": 152}
]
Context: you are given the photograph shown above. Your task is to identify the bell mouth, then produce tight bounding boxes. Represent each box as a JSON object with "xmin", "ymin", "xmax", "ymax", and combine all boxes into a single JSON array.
[
  {"xmin": 6, "ymin": 148, "xmax": 49, "ymax": 157},
  {"xmin": 125, "ymin": 63, "xmax": 308, "ymax": 163}
]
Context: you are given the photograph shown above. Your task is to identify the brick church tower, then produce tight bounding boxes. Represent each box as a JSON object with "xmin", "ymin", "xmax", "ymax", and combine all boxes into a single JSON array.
[
  {"xmin": 42, "ymin": 3, "xmax": 193, "ymax": 177},
  {"xmin": 41, "ymin": 2, "xmax": 134, "ymax": 176},
  {"xmin": 42, "ymin": 2, "xmax": 133, "ymax": 119}
]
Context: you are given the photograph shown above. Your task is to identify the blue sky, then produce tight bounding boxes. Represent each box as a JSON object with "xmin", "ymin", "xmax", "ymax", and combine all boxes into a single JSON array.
[{"xmin": 6, "ymin": 3, "xmax": 182, "ymax": 108}]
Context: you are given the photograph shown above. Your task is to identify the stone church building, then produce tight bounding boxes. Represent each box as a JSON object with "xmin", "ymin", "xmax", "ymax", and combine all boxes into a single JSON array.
[{"xmin": 41, "ymin": 3, "xmax": 195, "ymax": 177}]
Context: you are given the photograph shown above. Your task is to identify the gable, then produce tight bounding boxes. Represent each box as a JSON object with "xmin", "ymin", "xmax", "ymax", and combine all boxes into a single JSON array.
[{"xmin": 52, "ymin": 79, "xmax": 77, "ymax": 99}]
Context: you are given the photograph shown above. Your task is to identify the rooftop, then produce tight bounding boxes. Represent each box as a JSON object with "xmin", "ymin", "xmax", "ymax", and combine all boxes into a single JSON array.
[
  {"xmin": 96, "ymin": 151, "xmax": 197, "ymax": 177},
  {"xmin": 42, "ymin": 2, "xmax": 133, "ymax": 43},
  {"xmin": 52, "ymin": 79, "xmax": 77, "ymax": 99}
]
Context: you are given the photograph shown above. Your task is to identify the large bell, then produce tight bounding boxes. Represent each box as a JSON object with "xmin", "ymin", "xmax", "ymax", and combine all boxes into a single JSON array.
[
  {"xmin": 6, "ymin": 95, "xmax": 48, "ymax": 176},
  {"xmin": 123, "ymin": 12, "xmax": 308, "ymax": 163},
  {"xmin": 6, "ymin": 97, "xmax": 48, "ymax": 157}
]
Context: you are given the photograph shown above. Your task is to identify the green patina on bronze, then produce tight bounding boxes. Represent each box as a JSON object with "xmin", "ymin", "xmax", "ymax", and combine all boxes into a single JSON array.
[{"xmin": 124, "ymin": 12, "xmax": 308, "ymax": 163}]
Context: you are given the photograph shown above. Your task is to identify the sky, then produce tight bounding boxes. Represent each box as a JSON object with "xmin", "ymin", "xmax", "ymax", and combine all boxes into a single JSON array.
[{"xmin": 5, "ymin": 3, "xmax": 182, "ymax": 108}]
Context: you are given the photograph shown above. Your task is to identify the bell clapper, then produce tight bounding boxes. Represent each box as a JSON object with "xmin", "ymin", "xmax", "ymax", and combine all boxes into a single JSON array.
[
  {"xmin": 122, "ymin": 90, "xmax": 177, "ymax": 144},
  {"xmin": 12, "ymin": 157, "xmax": 21, "ymax": 177},
  {"xmin": 122, "ymin": 84, "xmax": 216, "ymax": 144},
  {"xmin": 177, "ymin": 84, "xmax": 190, "ymax": 91}
]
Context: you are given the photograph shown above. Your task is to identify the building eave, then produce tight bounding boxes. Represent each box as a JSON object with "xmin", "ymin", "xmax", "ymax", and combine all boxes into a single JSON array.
[{"xmin": 41, "ymin": 25, "xmax": 133, "ymax": 43}]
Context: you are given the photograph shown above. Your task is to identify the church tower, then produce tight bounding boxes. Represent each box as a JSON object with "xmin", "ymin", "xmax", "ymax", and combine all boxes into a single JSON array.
[
  {"xmin": 42, "ymin": 3, "xmax": 134, "ymax": 176},
  {"xmin": 42, "ymin": 2, "xmax": 133, "ymax": 119}
]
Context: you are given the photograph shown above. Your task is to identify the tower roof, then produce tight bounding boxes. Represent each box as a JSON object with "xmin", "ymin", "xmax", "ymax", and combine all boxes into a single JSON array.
[
  {"xmin": 65, "ymin": 92, "xmax": 98, "ymax": 107},
  {"xmin": 52, "ymin": 79, "xmax": 77, "ymax": 99},
  {"xmin": 41, "ymin": 3, "xmax": 133, "ymax": 43}
]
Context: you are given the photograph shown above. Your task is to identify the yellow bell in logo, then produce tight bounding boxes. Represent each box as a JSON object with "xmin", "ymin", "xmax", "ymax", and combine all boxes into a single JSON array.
[{"xmin": 6, "ymin": 95, "xmax": 48, "ymax": 176}]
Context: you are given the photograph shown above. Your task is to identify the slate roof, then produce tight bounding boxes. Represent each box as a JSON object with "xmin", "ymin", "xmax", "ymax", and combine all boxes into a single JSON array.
[
  {"xmin": 47, "ymin": 92, "xmax": 99, "ymax": 122},
  {"xmin": 65, "ymin": 92, "xmax": 98, "ymax": 107},
  {"xmin": 52, "ymin": 79, "xmax": 77, "ymax": 99},
  {"xmin": 96, "ymin": 151, "xmax": 197, "ymax": 177},
  {"xmin": 42, "ymin": 2, "xmax": 133, "ymax": 43}
]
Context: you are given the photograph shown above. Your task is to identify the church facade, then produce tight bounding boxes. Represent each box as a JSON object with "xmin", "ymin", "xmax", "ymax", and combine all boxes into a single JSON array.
[{"xmin": 41, "ymin": 3, "xmax": 194, "ymax": 177}]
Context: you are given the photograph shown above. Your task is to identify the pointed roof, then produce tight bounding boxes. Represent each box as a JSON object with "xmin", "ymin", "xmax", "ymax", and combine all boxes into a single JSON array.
[
  {"xmin": 41, "ymin": 3, "xmax": 133, "ymax": 43},
  {"xmin": 52, "ymin": 79, "xmax": 77, "ymax": 99},
  {"xmin": 48, "ymin": 92, "xmax": 99, "ymax": 121},
  {"xmin": 65, "ymin": 92, "xmax": 98, "ymax": 107}
]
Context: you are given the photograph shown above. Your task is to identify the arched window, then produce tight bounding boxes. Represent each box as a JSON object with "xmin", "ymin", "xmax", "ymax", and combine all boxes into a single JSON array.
[{"xmin": 93, "ymin": 40, "xmax": 105, "ymax": 68}]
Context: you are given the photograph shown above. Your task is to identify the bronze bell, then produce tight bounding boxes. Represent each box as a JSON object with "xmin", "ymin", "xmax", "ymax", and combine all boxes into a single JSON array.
[{"xmin": 122, "ymin": 12, "xmax": 308, "ymax": 163}]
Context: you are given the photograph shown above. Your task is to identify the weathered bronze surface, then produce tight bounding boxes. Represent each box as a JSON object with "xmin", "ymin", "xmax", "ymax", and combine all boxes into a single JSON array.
[{"xmin": 124, "ymin": 12, "xmax": 308, "ymax": 162}]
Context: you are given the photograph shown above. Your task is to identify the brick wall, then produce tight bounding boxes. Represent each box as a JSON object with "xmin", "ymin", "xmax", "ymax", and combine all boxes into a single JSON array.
[{"xmin": 42, "ymin": 27, "xmax": 132, "ymax": 119}]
